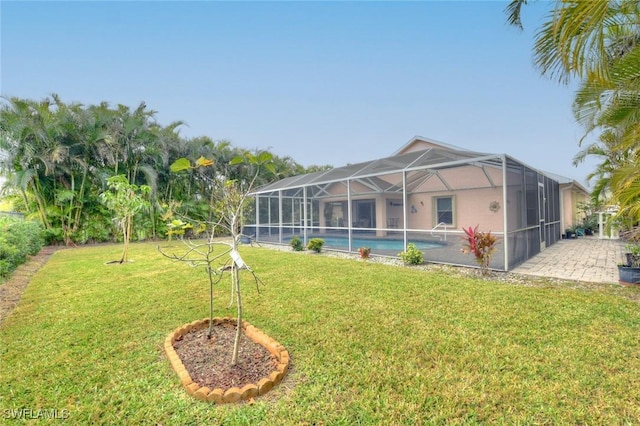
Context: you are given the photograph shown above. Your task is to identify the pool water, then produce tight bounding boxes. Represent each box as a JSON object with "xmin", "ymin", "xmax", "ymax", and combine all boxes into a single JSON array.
[{"xmin": 299, "ymin": 236, "xmax": 444, "ymax": 251}]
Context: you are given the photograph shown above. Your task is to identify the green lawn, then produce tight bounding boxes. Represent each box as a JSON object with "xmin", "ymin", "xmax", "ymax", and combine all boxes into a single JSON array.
[{"xmin": 1, "ymin": 242, "xmax": 640, "ymax": 424}]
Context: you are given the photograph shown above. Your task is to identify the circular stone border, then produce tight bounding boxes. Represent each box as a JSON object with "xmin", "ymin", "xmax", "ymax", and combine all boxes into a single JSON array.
[{"xmin": 164, "ymin": 317, "xmax": 290, "ymax": 403}]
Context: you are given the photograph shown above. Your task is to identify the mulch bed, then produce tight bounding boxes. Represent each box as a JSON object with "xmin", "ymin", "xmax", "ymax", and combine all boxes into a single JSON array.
[{"xmin": 173, "ymin": 322, "xmax": 279, "ymax": 391}]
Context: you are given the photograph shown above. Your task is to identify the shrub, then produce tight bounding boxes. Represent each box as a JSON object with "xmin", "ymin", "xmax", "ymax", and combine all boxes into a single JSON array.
[
  {"xmin": 398, "ymin": 243, "xmax": 424, "ymax": 265},
  {"xmin": 461, "ymin": 225, "xmax": 498, "ymax": 276},
  {"xmin": 0, "ymin": 216, "xmax": 44, "ymax": 281},
  {"xmin": 624, "ymin": 243, "xmax": 640, "ymax": 267},
  {"xmin": 78, "ymin": 216, "xmax": 112, "ymax": 243},
  {"xmin": 42, "ymin": 227, "xmax": 63, "ymax": 246},
  {"xmin": 290, "ymin": 236, "xmax": 304, "ymax": 251},
  {"xmin": 0, "ymin": 259, "xmax": 11, "ymax": 280},
  {"xmin": 307, "ymin": 238, "xmax": 325, "ymax": 253},
  {"xmin": 359, "ymin": 247, "xmax": 371, "ymax": 259}
]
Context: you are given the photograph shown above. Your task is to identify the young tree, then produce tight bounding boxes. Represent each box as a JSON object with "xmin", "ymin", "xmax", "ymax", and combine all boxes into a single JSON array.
[
  {"xmin": 100, "ymin": 175, "xmax": 151, "ymax": 263},
  {"xmin": 161, "ymin": 151, "xmax": 274, "ymax": 366}
]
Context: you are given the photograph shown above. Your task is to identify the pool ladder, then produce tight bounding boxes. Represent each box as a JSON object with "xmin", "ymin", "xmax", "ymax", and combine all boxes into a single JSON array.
[{"xmin": 430, "ymin": 222, "xmax": 448, "ymax": 241}]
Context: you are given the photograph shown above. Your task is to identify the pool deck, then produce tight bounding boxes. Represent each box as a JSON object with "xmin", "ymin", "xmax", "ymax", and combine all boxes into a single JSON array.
[
  {"xmin": 511, "ymin": 237, "xmax": 626, "ymax": 284},
  {"xmin": 257, "ymin": 233, "xmax": 628, "ymax": 284}
]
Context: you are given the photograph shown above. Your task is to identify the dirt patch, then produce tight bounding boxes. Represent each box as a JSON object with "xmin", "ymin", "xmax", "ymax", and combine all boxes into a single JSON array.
[
  {"xmin": 173, "ymin": 322, "xmax": 278, "ymax": 391},
  {"xmin": 0, "ymin": 246, "xmax": 60, "ymax": 326}
]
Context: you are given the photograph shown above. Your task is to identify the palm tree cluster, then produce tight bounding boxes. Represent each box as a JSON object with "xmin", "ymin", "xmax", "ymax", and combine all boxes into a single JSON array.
[
  {"xmin": 0, "ymin": 94, "xmax": 328, "ymax": 245},
  {"xmin": 508, "ymin": 0, "xmax": 640, "ymax": 227}
]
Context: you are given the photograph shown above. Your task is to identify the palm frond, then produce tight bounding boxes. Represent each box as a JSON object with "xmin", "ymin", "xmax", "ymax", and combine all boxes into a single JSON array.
[{"xmin": 505, "ymin": 0, "xmax": 529, "ymax": 30}]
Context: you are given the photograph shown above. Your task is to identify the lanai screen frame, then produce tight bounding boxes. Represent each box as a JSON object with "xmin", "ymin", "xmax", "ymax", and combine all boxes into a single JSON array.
[{"xmin": 245, "ymin": 147, "xmax": 561, "ymax": 271}]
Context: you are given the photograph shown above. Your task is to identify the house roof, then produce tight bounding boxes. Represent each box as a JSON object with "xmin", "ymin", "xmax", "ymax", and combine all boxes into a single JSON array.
[
  {"xmin": 252, "ymin": 135, "xmax": 589, "ymax": 197},
  {"xmin": 543, "ymin": 171, "xmax": 590, "ymax": 195},
  {"xmin": 252, "ymin": 142, "xmax": 503, "ymax": 195},
  {"xmin": 400, "ymin": 136, "xmax": 591, "ymax": 195},
  {"xmin": 392, "ymin": 135, "xmax": 472, "ymax": 155}
]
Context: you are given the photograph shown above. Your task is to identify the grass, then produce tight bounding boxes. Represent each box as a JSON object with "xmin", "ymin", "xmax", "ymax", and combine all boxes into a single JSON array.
[{"xmin": 1, "ymin": 242, "xmax": 640, "ymax": 424}]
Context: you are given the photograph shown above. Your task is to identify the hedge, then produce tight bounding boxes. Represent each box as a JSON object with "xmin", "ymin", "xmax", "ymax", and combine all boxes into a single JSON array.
[{"xmin": 0, "ymin": 215, "xmax": 44, "ymax": 281}]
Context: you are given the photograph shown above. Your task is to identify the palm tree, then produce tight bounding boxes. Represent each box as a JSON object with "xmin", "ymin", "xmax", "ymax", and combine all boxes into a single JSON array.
[
  {"xmin": 507, "ymin": 0, "xmax": 640, "ymax": 222},
  {"xmin": 573, "ymin": 128, "xmax": 633, "ymax": 201},
  {"xmin": 0, "ymin": 96, "xmax": 63, "ymax": 230},
  {"xmin": 508, "ymin": 1, "xmax": 639, "ymax": 83}
]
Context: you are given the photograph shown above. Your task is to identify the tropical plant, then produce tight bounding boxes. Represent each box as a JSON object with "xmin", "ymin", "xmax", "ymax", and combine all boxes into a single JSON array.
[
  {"xmin": 307, "ymin": 238, "xmax": 325, "ymax": 253},
  {"xmin": 0, "ymin": 95, "xmax": 330, "ymax": 246},
  {"xmin": 290, "ymin": 236, "xmax": 304, "ymax": 251},
  {"xmin": 576, "ymin": 200, "xmax": 600, "ymax": 233},
  {"xmin": 359, "ymin": 246, "xmax": 371, "ymax": 259},
  {"xmin": 99, "ymin": 175, "xmax": 151, "ymax": 263},
  {"xmin": 398, "ymin": 243, "xmax": 424, "ymax": 265},
  {"xmin": 461, "ymin": 225, "xmax": 498, "ymax": 276},
  {"xmin": 507, "ymin": 0, "xmax": 640, "ymax": 226},
  {"xmin": 0, "ymin": 215, "xmax": 44, "ymax": 280},
  {"xmin": 507, "ymin": 1, "xmax": 636, "ymax": 83},
  {"xmin": 166, "ymin": 219, "xmax": 192, "ymax": 242}
]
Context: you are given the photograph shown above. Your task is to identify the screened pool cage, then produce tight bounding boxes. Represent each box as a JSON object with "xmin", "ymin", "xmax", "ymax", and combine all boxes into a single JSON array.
[{"xmin": 244, "ymin": 146, "xmax": 560, "ymax": 271}]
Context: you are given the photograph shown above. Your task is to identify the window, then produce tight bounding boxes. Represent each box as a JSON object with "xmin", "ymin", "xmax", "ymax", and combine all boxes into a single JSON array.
[{"xmin": 434, "ymin": 196, "xmax": 455, "ymax": 226}]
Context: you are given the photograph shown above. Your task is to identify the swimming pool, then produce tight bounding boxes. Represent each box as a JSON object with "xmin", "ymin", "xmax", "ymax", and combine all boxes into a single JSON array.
[{"xmin": 295, "ymin": 236, "xmax": 444, "ymax": 251}]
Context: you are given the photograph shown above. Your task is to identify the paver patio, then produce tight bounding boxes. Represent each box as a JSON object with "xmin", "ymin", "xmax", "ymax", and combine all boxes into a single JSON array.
[{"xmin": 512, "ymin": 237, "xmax": 626, "ymax": 284}]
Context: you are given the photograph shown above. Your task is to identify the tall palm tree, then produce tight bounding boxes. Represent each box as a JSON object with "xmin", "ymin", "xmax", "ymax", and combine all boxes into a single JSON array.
[
  {"xmin": 507, "ymin": 0, "xmax": 640, "ymax": 221},
  {"xmin": 0, "ymin": 96, "xmax": 63, "ymax": 229}
]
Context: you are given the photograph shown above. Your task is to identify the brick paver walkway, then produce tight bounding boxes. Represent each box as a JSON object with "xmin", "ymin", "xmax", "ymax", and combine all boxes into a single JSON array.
[{"xmin": 511, "ymin": 237, "xmax": 626, "ymax": 284}]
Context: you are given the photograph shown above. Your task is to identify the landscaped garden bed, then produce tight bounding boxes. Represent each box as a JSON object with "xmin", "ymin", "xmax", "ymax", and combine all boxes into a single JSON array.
[{"xmin": 165, "ymin": 317, "xmax": 289, "ymax": 403}]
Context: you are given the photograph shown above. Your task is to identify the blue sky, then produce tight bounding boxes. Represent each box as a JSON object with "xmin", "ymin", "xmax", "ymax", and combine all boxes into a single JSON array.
[{"xmin": 1, "ymin": 1, "xmax": 597, "ymax": 186}]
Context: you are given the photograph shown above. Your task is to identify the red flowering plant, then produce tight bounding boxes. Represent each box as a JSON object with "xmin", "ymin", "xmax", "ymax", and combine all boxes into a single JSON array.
[
  {"xmin": 359, "ymin": 247, "xmax": 371, "ymax": 259},
  {"xmin": 461, "ymin": 225, "xmax": 498, "ymax": 276}
]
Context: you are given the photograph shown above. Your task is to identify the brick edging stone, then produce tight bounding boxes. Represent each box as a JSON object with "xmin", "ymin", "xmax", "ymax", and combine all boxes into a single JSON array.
[{"xmin": 164, "ymin": 317, "xmax": 289, "ymax": 403}]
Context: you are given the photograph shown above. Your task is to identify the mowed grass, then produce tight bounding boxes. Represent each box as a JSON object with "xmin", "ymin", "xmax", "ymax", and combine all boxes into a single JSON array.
[{"xmin": 1, "ymin": 242, "xmax": 640, "ymax": 425}]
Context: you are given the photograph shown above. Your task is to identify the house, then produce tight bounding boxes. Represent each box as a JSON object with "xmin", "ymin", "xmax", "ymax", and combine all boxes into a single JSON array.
[
  {"xmin": 246, "ymin": 136, "xmax": 589, "ymax": 271},
  {"xmin": 544, "ymin": 171, "xmax": 590, "ymax": 232}
]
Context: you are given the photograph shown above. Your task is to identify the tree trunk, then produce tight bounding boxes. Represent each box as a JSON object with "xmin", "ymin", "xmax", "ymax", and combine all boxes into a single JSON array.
[
  {"xmin": 120, "ymin": 215, "xmax": 131, "ymax": 263},
  {"xmin": 231, "ymin": 264, "xmax": 242, "ymax": 366}
]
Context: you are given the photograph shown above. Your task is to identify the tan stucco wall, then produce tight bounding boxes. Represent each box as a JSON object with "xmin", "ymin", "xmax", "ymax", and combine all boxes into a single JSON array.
[
  {"xmin": 318, "ymin": 176, "xmax": 505, "ymax": 235},
  {"xmin": 561, "ymin": 185, "xmax": 589, "ymax": 230},
  {"xmin": 406, "ymin": 187, "xmax": 504, "ymax": 232}
]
